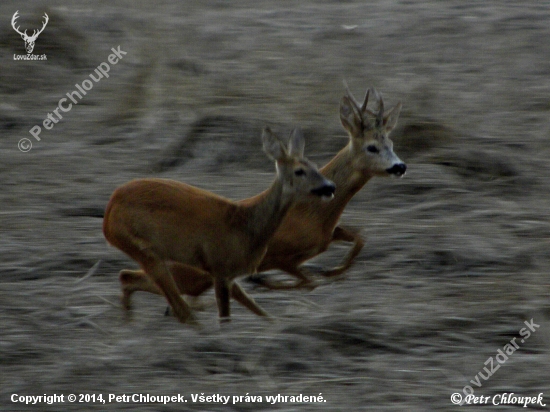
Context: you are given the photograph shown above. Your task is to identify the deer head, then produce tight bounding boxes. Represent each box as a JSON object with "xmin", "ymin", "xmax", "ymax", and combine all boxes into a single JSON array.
[
  {"xmin": 12, "ymin": 11, "xmax": 49, "ymax": 54},
  {"xmin": 340, "ymin": 84, "xmax": 406, "ymax": 177}
]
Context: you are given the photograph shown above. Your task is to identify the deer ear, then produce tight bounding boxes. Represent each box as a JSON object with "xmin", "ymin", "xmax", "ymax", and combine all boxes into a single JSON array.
[
  {"xmin": 262, "ymin": 127, "xmax": 287, "ymax": 161},
  {"xmin": 340, "ymin": 96, "xmax": 363, "ymax": 137},
  {"xmin": 288, "ymin": 128, "xmax": 305, "ymax": 158},
  {"xmin": 383, "ymin": 102, "xmax": 402, "ymax": 132}
]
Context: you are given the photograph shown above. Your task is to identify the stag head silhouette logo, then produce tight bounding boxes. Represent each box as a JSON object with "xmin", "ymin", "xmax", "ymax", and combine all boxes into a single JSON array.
[{"xmin": 12, "ymin": 11, "xmax": 49, "ymax": 54}]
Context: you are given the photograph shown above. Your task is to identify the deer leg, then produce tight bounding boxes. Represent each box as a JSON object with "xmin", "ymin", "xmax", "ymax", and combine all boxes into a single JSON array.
[
  {"xmin": 230, "ymin": 281, "xmax": 270, "ymax": 317},
  {"xmin": 214, "ymin": 277, "xmax": 231, "ymax": 321},
  {"xmin": 247, "ymin": 266, "xmax": 317, "ymax": 291},
  {"xmin": 122, "ymin": 264, "xmax": 271, "ymax": 318},
  {"xmin": 245, "ymin": 226, "xmax": 363, "ymax": 289},
  {"xmin": 139, "ymin": 252, "xmax": 196, "ymax": 325},
  {"xmin": 164, "ymin": 262, "xmax": 214, "ymax": 296},
  {"xmin": 320, "ymin": 225, "xmax": 364, "ymax": 278},
  {"xmin": 121, "ymin": 263, "xmax": 215, "ymax": 313},
  {"xmin": 167, "ymin": 277, "xmax": 269, "ymax": 318},
  {"xmin": 119, "ymin": 269, "xmax": 163, "ymax": 310}
]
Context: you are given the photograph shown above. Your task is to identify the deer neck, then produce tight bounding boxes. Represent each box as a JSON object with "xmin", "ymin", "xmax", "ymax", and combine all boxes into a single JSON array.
[
  {"xmin": 243, "ymin": 176, "xmax": 293, "ymax": 248},
  {"xmin": 318, "ymin": 144, "xmax": 372, "ymax": 215}
]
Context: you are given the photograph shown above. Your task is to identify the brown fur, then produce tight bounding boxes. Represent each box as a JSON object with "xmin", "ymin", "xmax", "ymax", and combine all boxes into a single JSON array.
[
  {"xmin": 117, "ymin": 88, "xmax": 405, "ymax": 314},
  {"xmin": 104, "ymin": 128, "xmax": 334, "ymax": 324}
]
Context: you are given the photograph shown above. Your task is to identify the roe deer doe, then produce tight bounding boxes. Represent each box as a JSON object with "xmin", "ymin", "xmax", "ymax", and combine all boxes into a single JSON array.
[
  {"xmin": 117, "ymin": 86, "xmax": 405, "ymax": 312},
  {"xmin": 103, "ymin": 127, "xmax": 335, "ymax": 324}
]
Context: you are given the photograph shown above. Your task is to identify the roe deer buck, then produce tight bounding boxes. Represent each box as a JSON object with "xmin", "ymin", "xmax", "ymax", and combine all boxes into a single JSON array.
[
  {"xmin": 117, "ymin": 86, "xmax": 405, "ymax": 309},
  {"xmin": 103, "ymin": 128, "xmax": 335, "ymax": 324}
]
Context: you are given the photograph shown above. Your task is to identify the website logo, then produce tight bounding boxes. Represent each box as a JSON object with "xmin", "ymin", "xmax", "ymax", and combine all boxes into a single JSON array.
[{"xmin": 12, "ymin": 10, "xmax": 48, "ymax": 60}]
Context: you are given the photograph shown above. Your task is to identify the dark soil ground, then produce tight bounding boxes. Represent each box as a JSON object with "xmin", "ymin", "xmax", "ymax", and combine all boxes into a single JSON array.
[{"xmin": 1, "ymin": 1, "xmax": 549, "ymax": 411}]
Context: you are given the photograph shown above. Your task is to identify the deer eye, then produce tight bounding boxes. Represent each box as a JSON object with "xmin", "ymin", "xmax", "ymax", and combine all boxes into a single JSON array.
[
  {"xmin": 366, "ymin": 145, "xmax": 379, "ymax": 154},
  {"xmin": 294, "ymin": 169, "xmax": 306, "ymax": 177}
]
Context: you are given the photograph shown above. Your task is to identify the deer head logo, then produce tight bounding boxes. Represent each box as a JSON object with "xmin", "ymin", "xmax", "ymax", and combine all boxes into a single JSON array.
[{"xmin": 11, "ymin": 11, "xmax": 49, "ymax": 54}]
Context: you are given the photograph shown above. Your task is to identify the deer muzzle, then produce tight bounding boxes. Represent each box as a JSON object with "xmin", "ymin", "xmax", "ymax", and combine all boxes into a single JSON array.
[
  {"xmin": 386, "ymin": 163, "xmax": 407, "ymax": 177},
  {"xmin": 311, "ymin": 182, "xmax": 336, "ymax": 200}
]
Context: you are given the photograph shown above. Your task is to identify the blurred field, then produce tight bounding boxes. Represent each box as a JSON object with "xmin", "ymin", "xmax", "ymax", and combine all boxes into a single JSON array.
[{"xmin": 1, "ymin": 1, "xmax": 550, "ymax": 411}]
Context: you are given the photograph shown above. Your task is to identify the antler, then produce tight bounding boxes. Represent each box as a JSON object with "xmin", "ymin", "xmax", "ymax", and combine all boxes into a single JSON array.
[
  {"xmin": 29, "ymin": 13, "xmax": 49, "ymax": 40},
  {"xmin": 11, "ymin": 11, "xmax": 26, "ymax": 37},
  {"xmin": 370, "ymin": 87, "xmax": 384, "ymax": 126},
  {"xmin": 343, "ymin": 80, "xmax": 370, "ymax": 113}
]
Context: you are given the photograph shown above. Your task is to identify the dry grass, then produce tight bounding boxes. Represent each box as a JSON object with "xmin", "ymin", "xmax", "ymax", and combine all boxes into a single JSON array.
[{"xmin": 1, "ymin": 1, "xmax": 550, "ymax": 411}]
